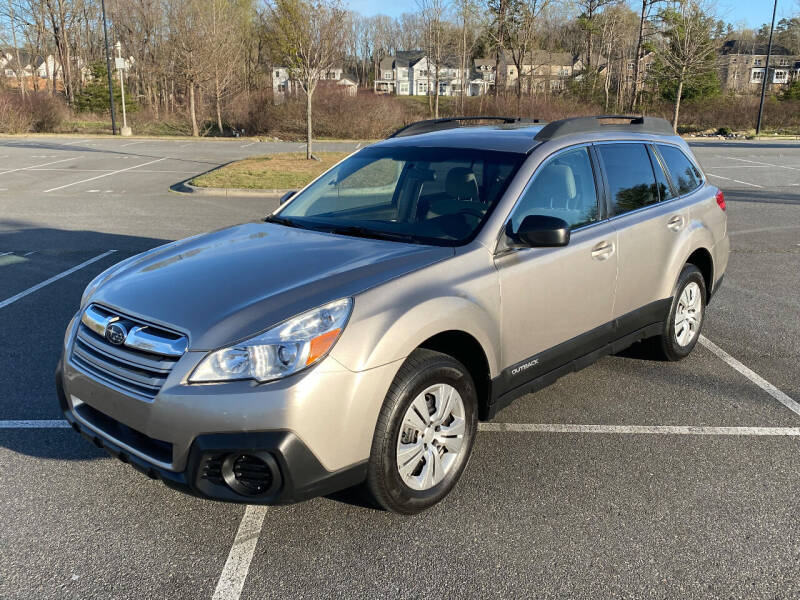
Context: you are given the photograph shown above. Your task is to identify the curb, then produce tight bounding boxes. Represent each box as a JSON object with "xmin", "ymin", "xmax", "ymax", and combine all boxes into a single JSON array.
[{"xmin": 171, "ymin": 181, "xmax": 290, "ymax": 198}]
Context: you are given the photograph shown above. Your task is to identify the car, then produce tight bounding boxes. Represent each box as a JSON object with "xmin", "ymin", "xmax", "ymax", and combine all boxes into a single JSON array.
[{"xmin": 56, "ymin": 115, "xmax": 729, "ymax": 514}]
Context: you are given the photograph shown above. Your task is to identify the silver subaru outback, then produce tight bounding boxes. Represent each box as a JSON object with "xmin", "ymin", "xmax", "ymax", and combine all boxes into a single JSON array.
[{"xmin": 57, "ymin": 115, "xmax": 729, "ymax": 514}]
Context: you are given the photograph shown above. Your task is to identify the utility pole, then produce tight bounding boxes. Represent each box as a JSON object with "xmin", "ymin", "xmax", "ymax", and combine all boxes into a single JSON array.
[
  {"xmin": 756, "ymin": 0, "xmax": 778, "ymax": 137},
  {"xmin": 100, "ymin": 0, "xmax": 117, "ymax": 135}
]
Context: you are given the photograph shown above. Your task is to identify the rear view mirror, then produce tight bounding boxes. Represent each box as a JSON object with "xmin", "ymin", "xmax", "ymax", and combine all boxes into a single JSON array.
[
  {"xmin": 512, "ymin": 215, "xmax": 570, "ymax": 247},
  {"xmin": 279, "ymin": 190, "xmax": 297, "ymax": 205}
]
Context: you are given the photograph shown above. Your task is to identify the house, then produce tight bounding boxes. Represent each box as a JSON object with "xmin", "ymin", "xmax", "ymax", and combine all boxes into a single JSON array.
[
  {"xmin": 718, "ymin": 40, "xmax": 799, "ymax": 93},
  {"xmin": 1, "ymin": 49, "xmax": 64, "ymax": 90},
  {"xmin": 469, "ymin": 52, "xmax": 578, "ymax": 95},
  {"xmin": 375, "ymin": 51, "xmax": 503, "ymax": 97},
  {"xmin": 272, "ymin": 66, "xmax": 356, "ymax": 102}
]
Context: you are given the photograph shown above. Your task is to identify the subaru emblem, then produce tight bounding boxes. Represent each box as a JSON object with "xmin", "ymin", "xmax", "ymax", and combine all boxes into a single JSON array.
[{"xmin": 105, "ymin": 322, "xmax": 127, "ymax": 346}]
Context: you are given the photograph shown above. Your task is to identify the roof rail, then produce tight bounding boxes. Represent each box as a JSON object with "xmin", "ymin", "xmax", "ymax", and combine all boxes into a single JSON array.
[
  {"xmin": 533, "ymin": 115, "xmax": 675, "ymax": 142},
  {"xmin": 389, "ymin": 116, "xmax": 544, "ymax": 138}
]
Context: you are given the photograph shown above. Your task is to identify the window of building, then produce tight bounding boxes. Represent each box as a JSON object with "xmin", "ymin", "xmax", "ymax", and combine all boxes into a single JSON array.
[
  {"xmin": 751, "ymin": 69, "xmax": 764, "ymax": 82},
  {"xmin": 754, "ymin": 59, "xmax": 763, "ymax": 66},
  {"xmin": 774, "ymin": 70, "xmax": 788, "ymax": 82}
]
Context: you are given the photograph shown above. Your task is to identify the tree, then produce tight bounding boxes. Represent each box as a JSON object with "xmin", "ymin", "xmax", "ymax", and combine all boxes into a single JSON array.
[
  {"xmin": 629, "ymin": 0, "xmax": 663, "ymax": 110},
  {"xmin": 652, "ymin": 0, "xmax": 717, "ymax": 131},
  {"xmin": 452, "ymin": 0, "xmax": 481, "ymax": 112},
  {"xmin": 506, "ymin": 0, "xmax": 548, "ymax": 107},
  {"xmin": 417, "ymin": 0, "xmax": 448, "ymax": 118},
  {"xmin": 75, "ymin": 60, "xmax": 137, "ymax": 114},
  {"xmin": 265, "ymin": 0, "xmax": 345, "ymax": 159},
  {"xmin": 575, "ymin": 0, "xmax": 617, "ymax": 71}
]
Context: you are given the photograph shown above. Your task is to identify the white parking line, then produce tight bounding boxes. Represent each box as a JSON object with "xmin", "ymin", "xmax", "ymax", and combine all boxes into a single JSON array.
[
  {"xmin": 706, "ymin": 173, "xmax": 763, "ymax": 188},
  {"xmin": 0, "ymin": 157, "xmax": 77, "ymax": 176},
  {"xmin": 698, "ymin": 336, "xmax": 800, "ymax": 418},
  {"xmin": 727, "ymin": 156, "xmax": 800, "ymax": 172},
  {"xmin": 212, "ymin": 505, "xmax": 268, "ymax": 600},
  {"xmin": 119, "ymin": 140, "xmax": 144, "ymax": 148},
  {"xmin": 240, "ymin": 142, "xmax": 257, "ymax": 148},
  {"xmin": 0, "ymin": 420, "xmax": 71, "ymax": 428},
  {"xmin": 478, "ymin": 423, "xmax": 800, "ymax": 435},
  {"xmin": 43, "ymin": 158, "xmax": 167, "ymax": 193},
  {"xmin": 0, "ymin": 250, "xmax": 117, "ymax": 309}
]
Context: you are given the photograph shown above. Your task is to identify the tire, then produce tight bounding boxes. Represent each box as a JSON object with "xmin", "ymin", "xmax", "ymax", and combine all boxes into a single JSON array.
[
  {"xmin": 649, "ymin": 263, "xmax": 707, "ymax": 361},
  {"xmin": 366, "ymin": 348, "xmax": 478, "ymax": 515}
]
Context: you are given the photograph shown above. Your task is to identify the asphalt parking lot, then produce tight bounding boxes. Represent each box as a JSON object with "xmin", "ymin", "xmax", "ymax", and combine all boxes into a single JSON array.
[{"xmin": 0, "ymin": 135, "xmax": 798, "ymax": 599}]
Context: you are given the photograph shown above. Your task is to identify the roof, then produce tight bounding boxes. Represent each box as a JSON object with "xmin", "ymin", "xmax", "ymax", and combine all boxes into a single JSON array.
[
  {"xmin": 1, "ymin": 49, "xmax": 44, "ymax": 70},
  {"xmin": 372, "ymin": 115, "xmax": 680, "ymax": 154},
  {"xmin": 373, "ymin": 124, "xmax": 546, "ymax": 154},
  {"xmin": 721, "ymin": 40, "xmax": 794, "ymax": 56}
]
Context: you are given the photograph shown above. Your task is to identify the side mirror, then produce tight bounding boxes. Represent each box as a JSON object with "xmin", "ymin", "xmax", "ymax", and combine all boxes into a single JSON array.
[
  {"xmin": 279, "ymin": 190, "xmax": 297, "ymax": 205},
  {"xmin": 512, "ymin": 215, "xmax": 570, "ymax": 247}
]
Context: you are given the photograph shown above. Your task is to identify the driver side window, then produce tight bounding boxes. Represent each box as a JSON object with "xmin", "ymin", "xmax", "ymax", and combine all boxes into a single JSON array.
[{"xmin": 509, "ymin": 147, "xmax": 600, "ymax": 232}]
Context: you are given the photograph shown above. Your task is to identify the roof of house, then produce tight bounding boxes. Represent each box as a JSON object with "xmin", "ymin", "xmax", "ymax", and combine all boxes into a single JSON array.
[
  {"xmin": 2, "ymin": 49, "xmax": 45, "ymax": 70},
  {"xmin": 721, "ymin": 40, "xmax": 794, "ymax": 56}
]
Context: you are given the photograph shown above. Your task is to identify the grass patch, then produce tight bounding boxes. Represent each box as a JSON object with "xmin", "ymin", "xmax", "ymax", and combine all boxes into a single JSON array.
[{"xmin": 191, "ymin": 152, "xmax": 349, "ymax": 190}]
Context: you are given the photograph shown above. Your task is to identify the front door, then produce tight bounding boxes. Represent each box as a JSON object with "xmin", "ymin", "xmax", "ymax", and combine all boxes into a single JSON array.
[{"xmin": 494, "ymin": 145, "xmax": 618, "ymax": 396}]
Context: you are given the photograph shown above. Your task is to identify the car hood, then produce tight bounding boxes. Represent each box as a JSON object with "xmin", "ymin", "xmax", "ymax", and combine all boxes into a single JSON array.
[{"xmin": 90, "ymin": 222, "xmax": 453, "ymax": 349}]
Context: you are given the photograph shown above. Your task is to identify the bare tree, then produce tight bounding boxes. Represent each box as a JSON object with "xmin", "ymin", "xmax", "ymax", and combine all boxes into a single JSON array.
[
  {"xmin": 418, "ymin": 0, "xmax": 448, "ymax": 117},
  {"xmin": 452, "ymin": 0, "xmax": 481, "ymax": 112},
  {"xmin": 506, "ymin": 0, "xmax": 548, "ymax": 108},
  {"xmin": 629, "ymin": 0, "xmax": 663, "ymax": 110},
  {"xmin": 575, "ymin": 0, "xmax": 617, "ymax": 71},
  {"xmin": 653, "ymin": 0, "xmax": 717, "ymax": 131},
  {"xmin": 266, "ymin": 0, "xmax": 345, "ymax": 159}
]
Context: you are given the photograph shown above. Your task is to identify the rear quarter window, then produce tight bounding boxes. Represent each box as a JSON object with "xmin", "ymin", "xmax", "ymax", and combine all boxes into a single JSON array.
[{"xmin": 657, "ymin": 144, "xmax": 703, "ymax": 195}]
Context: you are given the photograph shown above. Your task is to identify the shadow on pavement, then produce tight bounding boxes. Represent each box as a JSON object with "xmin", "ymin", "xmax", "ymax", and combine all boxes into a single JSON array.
[{"xmin": 0, "ymin": 221, "xmax": 169, "ymax": 462}]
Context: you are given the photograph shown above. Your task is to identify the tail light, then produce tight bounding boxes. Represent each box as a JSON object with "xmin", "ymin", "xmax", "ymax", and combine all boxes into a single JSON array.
[{"xmin": 715, "ymin": 189, "xmax": 726, "ymax": 211}]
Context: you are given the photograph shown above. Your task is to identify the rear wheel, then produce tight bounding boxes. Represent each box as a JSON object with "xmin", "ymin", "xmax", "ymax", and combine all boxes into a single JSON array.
[
  {"xmin": 367, "ymin": 349, "xmax": 477, "ymax": 514},
  {"xmin": 650, "ymin": 264, "xmax": 706, "ymax": 361}
]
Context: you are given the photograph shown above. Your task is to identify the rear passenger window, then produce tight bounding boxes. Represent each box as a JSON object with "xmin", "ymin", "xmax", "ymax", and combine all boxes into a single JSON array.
[
  {"xmin": 657, "ymin": 144, "xmax": 702, "ymax": 195},
  {"xmin": 510, "ymin": 147, "xmax": 599, "ymax": 231},
  {"xmin": 597, "ymin": 143, "xmax": 658, "ymax": 216}
]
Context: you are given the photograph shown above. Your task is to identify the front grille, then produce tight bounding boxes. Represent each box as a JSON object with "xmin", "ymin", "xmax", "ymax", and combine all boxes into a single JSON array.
[{"xmin": 70, "ymin": 307, "xmax": 186, "ymax": 401}]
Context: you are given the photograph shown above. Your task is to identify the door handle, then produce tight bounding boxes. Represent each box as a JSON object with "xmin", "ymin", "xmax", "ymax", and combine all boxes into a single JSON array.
[
  {"xmin": 591, "ymin": 240, "xmax": 614, "ymax": 260},
  {"xmin": 667, "ymin": 215, "xmax": 684, "ymax": 231}
]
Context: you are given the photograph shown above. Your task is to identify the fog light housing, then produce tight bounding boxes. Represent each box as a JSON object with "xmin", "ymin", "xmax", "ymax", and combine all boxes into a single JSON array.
[{"xmin": 221, "ymin": 452, "xmax": 280, "ymax": 497}]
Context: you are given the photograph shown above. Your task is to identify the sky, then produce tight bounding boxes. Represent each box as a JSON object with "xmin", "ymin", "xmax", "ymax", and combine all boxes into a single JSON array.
[{"xmin": 345, "ymin": 0, "xmax": 798, "ymax": 30}]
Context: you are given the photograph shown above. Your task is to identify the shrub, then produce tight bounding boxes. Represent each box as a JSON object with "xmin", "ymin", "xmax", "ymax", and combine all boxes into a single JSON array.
[
  {"xmin": 0, "ymin": 92, "xmax": 34, "ymax": 133},
  {"xmin": 27, "ymin": 92, "xmax": 68, "ymax": 132}
]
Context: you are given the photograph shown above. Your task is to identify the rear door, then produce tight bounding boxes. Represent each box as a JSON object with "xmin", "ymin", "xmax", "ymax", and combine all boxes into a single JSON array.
[
  {"xmin": 494, "ymin": 145, "xmax": 618, "ymax": 394},
  {"xmin": 596, "ymin": 141, "xmax": 686, "ymax": 334}
]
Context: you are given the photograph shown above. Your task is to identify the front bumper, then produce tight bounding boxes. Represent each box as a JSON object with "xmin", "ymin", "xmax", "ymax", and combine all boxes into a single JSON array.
[{"xmin": 57, "ymin": 358, "xmax": 368, "ymax": 503}]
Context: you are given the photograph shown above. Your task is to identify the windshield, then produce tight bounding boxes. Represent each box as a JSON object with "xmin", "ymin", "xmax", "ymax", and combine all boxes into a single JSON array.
[{"xmin": 274, "ymin": 146, "xmax": 525, "ymax": 245}]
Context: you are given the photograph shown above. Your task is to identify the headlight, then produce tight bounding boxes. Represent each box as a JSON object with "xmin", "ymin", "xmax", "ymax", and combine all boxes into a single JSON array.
[{"xmin": 189, "ymin": 298, "xmax": 353, "ymax": 384}]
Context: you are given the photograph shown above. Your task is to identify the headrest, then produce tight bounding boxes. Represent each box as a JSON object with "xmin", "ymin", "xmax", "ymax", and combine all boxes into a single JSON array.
[
  {"xmin": 445, "ymin": 167, "xmax": 479, "ymax": 202},
  {"xmin": 537, "ymin": 164, "xmax": 576, "ymax": 202}
]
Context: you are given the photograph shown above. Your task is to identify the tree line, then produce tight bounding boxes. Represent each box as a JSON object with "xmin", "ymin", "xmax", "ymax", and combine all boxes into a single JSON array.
[{"xmin": 1, "ymin": 0, "xmax": 797, "ymax": 149}]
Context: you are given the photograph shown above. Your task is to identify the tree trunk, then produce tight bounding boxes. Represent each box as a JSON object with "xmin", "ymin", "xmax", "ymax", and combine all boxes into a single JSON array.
[
  {"xmin": 671, "ymin": 75, "xmax": 683, "ymax": 133},
  {"xmin": 630, "ymin": 0, "xmax": 647, "ymax": 111},
  {"xmin": 306, "ymin": 88, "xmax": 313, "ymax": 160},
  {"xmin": 215, "ymin": 73, "xmax": 223, "ymax": 134},
  {"xmin": 434, "ymin": 65, "xmax": 440, "ymax": 119},
  {"xmin": 189, "ymin": 82, "xmax": 199, "ymax": 137}
]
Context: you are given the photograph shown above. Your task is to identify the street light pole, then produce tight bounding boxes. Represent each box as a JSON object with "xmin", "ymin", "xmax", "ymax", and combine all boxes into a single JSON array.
[
  {"xmin": 115, "ymin": 41, "xmax": 131, "ymax": 136},
  {"xmin": 100, "ymin": 0, "xmax": 117, "ymax": 135},
  {"xmin": 755, "ymin": 0, "xmax": 778, "ymax": 137}
]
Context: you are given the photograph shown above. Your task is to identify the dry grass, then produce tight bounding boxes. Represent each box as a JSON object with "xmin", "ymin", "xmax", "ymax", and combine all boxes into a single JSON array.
[{"xmin": 191, "ymin": 152, "xmax": 349, "ymax": 190}]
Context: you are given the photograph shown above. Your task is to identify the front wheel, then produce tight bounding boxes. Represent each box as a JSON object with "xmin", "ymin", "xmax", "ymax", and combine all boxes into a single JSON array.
[
  {"xmin": 650, "ymin": 263, "xmax": 707, "ymax": 361},
  {"xmin": 366, "ymin": 349, "xmax": 478, "ymax": 515}
]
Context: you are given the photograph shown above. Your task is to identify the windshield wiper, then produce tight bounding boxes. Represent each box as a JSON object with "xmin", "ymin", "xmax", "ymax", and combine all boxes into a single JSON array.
[
  {"xmin": 319, "ymin": 225, "xmax": 421, "ymax": 244},
  {"xmin": 264, "ymin": 215, "xmax": 302, "ymax": 228}
]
